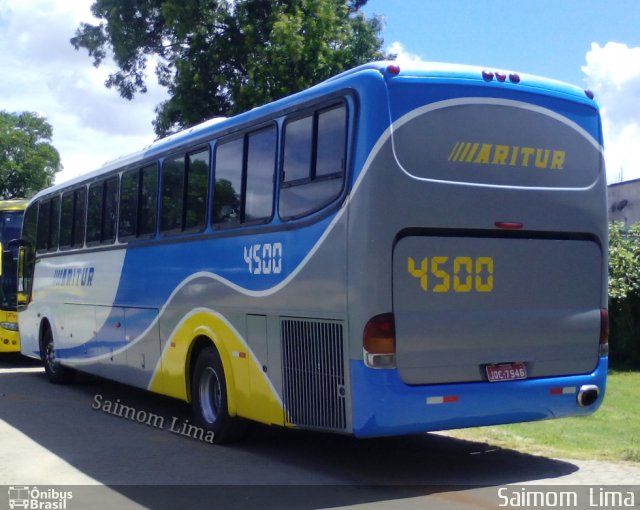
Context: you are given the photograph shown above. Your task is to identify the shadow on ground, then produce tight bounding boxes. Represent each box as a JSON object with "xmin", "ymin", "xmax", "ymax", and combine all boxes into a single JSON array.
[{"xmin": 0, "ymin": 356, "xmax": 579, "ymax": 509}]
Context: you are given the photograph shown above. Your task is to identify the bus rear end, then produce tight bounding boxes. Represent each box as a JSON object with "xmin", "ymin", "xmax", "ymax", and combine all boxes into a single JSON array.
[{"xmin": 348, "ymin": 64, "xmax": 607, "ymax": 437}]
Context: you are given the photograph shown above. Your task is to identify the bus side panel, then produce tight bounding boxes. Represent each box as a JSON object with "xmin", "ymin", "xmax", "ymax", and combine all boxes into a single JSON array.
[{"xmin": 88, "ymin": 211, "xmax": 352, "ymax": 430}]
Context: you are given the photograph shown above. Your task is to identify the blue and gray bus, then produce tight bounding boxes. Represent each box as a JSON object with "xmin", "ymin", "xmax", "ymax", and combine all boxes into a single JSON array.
[{"xmin": 18, "ymin": 62, "xmax": 608, "ymax": 442}]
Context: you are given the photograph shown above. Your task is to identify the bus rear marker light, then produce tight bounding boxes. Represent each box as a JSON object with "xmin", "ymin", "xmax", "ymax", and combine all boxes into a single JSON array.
[
  {"xmin": 495, "ymin": 221, "xmax": 523, "ymax": 230},
  {"xmin": 387, "ymin": 64, "xmax": 400, "ymax": 75},
  {"xmin": 550, "ymin": 387, "xmax": 576, "ymax": 395},
  {"xmin": 426, "ymin": 396, "xmax": 459, "ymax": 405},
  {"xmin": 482, "ymin": 70, "xmax": 494, "ymax": 81}
]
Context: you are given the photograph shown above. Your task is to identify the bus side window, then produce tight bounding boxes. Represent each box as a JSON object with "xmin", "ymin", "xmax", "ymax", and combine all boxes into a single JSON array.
[
  {"xmin": 138, "ymin": 164, "xmax": 158, "ymax": 237},
  {"xmin": 87, "ymin": 178, "xmax": 118, "ymax": 246},
  {"xmin": 119, "ymin": 164, "xmax": 158, "ymax": 240},
  {"xmin": 245, "ymin": 126, "xmax": 276, "ymax": 223},
  {"xmin": 213, "ymin": 138, "xmax": 242, "ymax": 226},
  {"xmin": 280, "ymin": 103, "xmax": 347, "ymax": 219},
  {"xmin": 119, "ymin": 169, "xmax": 139, "ymax": 240},
  {"xmin": 59, "ymin": 188, "xmax": 86, "ymax": 250},
  {"xmin": 72, "ymin": 188, "xmax": 86, "ymax": 248},
  {"xmin": 102, "ymin": 177, "xmax": 118, "ymax": 244},
  {"xmin": 49, "ymin": 195, "xmax": 60, "ymax": 251},
  {"xmin": 161, "ymin": 156, "xmax": 185, "ymax": 233},
  {"xmin": 161, "ymin": 149, "xmax": 209, "ymax": 235},
  {"xmin": 185, "ymin": 149, "xmax": 209, "ymax": 231},
  {"xmin": 87, "ymin": 182, "xmax": 104, "ymax": 245},
  {"xmin": 36, "ymin": 199, "xmax": 51, "ymax": 253},
  {"xmin": 59, "ymin": 192, "xmax": 74, "ymax": 249},
  {"xmin": 60, "ymin": 188, "xmax": 87, "ymax": 249},
  {"xmin": 19, "ymin": 202, "xmax": 38, "ymax": 302},
  {"xmin": 37, "ymin": 196, "xmax": 60, "ymax": 253}
]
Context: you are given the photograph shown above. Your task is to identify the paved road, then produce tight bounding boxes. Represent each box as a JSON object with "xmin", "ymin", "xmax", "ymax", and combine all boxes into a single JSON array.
[{"xmin": 0, "ymin": 354, "xmax": 638, "ymax": 509}]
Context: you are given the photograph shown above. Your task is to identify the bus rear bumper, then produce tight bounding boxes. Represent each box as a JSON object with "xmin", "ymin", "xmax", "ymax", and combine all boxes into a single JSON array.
[{"xmin": 350, "ymin": 357, "xmax": 608, "ymax": 438}]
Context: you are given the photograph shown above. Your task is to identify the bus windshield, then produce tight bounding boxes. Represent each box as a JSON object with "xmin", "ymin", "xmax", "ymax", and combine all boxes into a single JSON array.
[{"xmin": 0, "ymin": 210, "xmax": 24, "ymax": 309}]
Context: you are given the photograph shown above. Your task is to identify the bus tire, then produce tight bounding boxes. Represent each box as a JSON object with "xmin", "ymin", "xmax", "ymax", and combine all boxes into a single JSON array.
[
  {"xmin": 191, "ymin": 345, "xmax": 248, "ymax": 444},
  {"xmin": 41, "ymin": 327, "xmax": 75, "ymax": 384}
]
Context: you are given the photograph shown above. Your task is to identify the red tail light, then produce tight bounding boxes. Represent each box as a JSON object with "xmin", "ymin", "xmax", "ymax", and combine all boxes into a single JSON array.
[
  {"xmin": 363, "ymin": 313, "xmax": 396, "ymax": 368},
  {"xmin": 600, "ymin": 308, "xmax": 609, "ymax": 357},
  {"xmin": 363, "ymin": 313, "xmax": 395, "ymax": 354}
]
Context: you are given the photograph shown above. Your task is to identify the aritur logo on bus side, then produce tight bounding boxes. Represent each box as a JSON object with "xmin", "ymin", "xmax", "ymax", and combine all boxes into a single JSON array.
[
  {"xmin": 53, "ymin": 267, "xmax": 95, "ymax": 287},
  {"xmin": 448, "ymin": 142, "xmax": 566, "ymax": 170}
]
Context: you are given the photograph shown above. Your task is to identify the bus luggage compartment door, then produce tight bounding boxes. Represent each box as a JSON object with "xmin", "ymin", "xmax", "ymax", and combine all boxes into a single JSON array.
[{"xmin": 392, "ymin": 235, "xmax": 603, "ymax": 385}]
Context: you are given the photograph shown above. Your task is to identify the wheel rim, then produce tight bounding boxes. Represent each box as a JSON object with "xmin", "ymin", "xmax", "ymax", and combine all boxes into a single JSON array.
[{"xmin": 199, "ymin": 366, "xmax": 222, "ymax": 424}]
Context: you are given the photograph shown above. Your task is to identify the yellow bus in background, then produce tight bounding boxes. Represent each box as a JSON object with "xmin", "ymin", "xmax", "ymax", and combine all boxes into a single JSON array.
[{"xmin": 0, "ymin": 199, "xmax": 27, "ymax": 353}]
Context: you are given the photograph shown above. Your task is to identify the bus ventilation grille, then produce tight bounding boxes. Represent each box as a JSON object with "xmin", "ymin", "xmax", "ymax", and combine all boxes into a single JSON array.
[{"xmin": 281, "ymin": 318, "xmax": 347, "ymax": 431}]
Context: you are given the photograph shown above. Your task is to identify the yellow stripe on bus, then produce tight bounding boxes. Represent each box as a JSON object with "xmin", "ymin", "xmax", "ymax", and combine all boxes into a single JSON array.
[{"xmin": 148, "ymin": 310, "xmax": 286, "ymax": 427}]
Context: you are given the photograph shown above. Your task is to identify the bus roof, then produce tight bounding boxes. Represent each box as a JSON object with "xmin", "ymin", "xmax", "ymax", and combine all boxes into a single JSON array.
[{"xmin": 32, "ymin": 60, "xmax": 596, "ymax": 202}]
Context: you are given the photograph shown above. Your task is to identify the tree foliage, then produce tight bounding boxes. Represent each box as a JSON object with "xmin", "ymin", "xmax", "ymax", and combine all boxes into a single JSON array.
[
  {"xmin": 608, "ymin": 221, "xmax": 640, "ymax": 301},
  {"xmin": 0, "ymin": 111, "xmax": 62, "ymax": 199},
  {"xmin": 608, "ymin": 221, "xmax": 640, "ymax": 368},
  {"xmin": 71, "ymin": 0, "xmax": 385, "ymax": 137}
]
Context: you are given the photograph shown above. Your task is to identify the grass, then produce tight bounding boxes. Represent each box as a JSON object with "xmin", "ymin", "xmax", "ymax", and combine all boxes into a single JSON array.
[{"xmin": 445, "ymin": 371, "xmax": 640, "ymax": 462}]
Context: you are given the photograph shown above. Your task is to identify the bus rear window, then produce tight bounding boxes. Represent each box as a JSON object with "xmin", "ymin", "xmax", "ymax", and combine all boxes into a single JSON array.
[{"xmin": 390, "ymin": 94, "xmax": 601, "ymax": 189}]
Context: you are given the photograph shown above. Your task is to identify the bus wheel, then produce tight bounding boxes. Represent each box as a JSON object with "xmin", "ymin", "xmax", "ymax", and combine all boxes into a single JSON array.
[
  {"xmin": 41, "ymin": 327, "xmax": 75, "ymax": 384},
  {"xmin": 191, "ymin": 346, "xmax": 248, "ymax": 444}
]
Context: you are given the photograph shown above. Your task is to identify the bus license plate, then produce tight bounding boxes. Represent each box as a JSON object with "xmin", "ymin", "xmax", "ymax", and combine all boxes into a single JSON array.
[{"xmin": 485, "ymin": 362, "xmax": 527, "ymax": 382}]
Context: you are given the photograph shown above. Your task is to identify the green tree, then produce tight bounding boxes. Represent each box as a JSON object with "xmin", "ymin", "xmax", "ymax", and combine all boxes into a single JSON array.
[
  {"xmin": 608, "ymin": 221, "xmax": 640, "ymax": 368},
  {"xmin": 71, "ymin": 0, "xmax": 385, "ymax": 137},
  {"xmin": 0, "ymin": 111, "xmax": 62, "ymax": 198},
  {"xmin": 608, "ymin": 221, "xmax": 640, "ymax": 301}
]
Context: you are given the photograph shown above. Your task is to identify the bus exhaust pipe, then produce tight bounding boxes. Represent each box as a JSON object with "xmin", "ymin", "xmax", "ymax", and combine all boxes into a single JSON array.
[{"xmin": 577, "ymin": 385, "xmax": 600, "ymax": 407}]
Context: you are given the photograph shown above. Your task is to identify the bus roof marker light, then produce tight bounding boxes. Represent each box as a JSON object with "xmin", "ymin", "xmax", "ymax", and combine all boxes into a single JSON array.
[
  {"xmin": 482, "ymin": 70, "xmax": 494, "ymax": 81},
  {"xmin": 386, "ymin": 64, "xmax": 401, "ymax": 75},
  {"xmin": 509, "ymin": 73, "xmax": 521, "ymax": 84},
  {"xmin": 495, "ymin": 221, "xmax": 523, "ymax": 230},
  {"xmin": 496, "ymin": 72, "xmax": 507, "ymax": 83},
  {"xmin": 585, "ymin": 89, "xmax": 595, "ymax": 100}
]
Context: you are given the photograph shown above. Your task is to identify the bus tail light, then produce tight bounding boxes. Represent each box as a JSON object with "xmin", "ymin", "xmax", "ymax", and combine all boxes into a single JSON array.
[
  {"xmin": 386, "ymin": 64, "xmax": 401, "ymax": 75},
  {"xmin": 599, "ymin": 308, "xmax": 609, "ymax": 357},
  {"xmin": 363, "ymin": 313, "xmax": 396, "ymax": 369}
]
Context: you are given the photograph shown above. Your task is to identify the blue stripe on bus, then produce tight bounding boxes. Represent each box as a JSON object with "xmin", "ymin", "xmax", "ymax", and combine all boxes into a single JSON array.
[
  {"xmin": 56, "ymin": 212, "xmax": 338, "ymax": 358},
  {"xmin": 115, "ymin": 213, "xmax": 336, "ymax": 304},
  {"xmin": 350, "ymin": 357, "xmax": 608, "ymax": 437}
]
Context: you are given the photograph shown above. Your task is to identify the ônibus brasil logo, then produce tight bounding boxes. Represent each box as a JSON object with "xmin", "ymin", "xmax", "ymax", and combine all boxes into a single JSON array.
[{"xmin": 8, "ymin": 486, "xmax": 73, "ymax": 509}]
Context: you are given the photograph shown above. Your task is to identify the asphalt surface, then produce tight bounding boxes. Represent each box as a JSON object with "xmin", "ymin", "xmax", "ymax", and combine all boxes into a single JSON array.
[{"xmin": 0, "ymin": 354, "xmax": 638, "ymax": 509}]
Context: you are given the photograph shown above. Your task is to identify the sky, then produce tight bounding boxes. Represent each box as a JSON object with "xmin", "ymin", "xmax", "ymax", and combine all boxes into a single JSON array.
[{"xmin": 0, "ymin": 1, "xmax": 639, "ymax": 185}]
